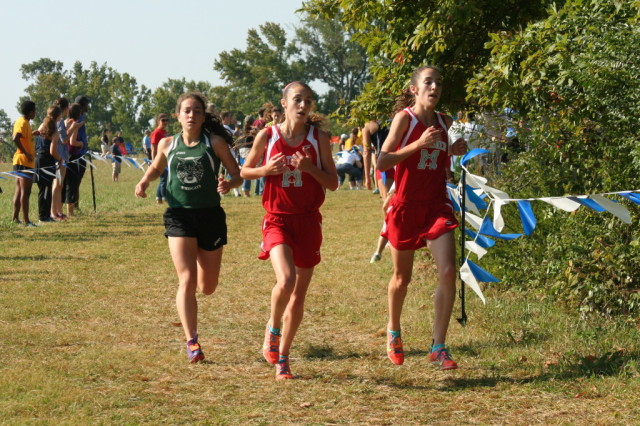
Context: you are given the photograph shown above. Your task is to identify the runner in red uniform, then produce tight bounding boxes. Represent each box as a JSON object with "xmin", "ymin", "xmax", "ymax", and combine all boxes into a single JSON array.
[
  {"xmin": 377, "ymin": 66, "xmax": 467, "ymax": 370},
  {"xmin": 241, "ymin": 81, "xmax": 338, "ymax": 380}
]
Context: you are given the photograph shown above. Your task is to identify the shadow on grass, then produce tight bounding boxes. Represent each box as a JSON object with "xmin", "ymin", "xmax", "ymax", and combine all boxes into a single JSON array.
[
  {"xmin": 302, "ymin": 343, "xmax": 366, "ymax": 361},
  {"xmin": 439, "ymin": 349, "xmax": 639, "ymax": 391}
]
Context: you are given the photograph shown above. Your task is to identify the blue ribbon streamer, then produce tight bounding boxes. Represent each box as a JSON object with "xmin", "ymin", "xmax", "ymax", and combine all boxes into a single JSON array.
[
  {"xmin": 464, "ymin": 229, "xmax": 496, "ymax": 248},
  {"xmin": 479, "ymin": 217, "xmax": 522, "ymax": 240},
  {"xmin": 569, "ymin": 196, "xmax": 606, "ymax": 212},
  {"xmin": 466, "ymin": 184, "xmax": 488, "ymax": 210},
  {"xmin": 619, "ymin": 193, "xmax": 640, "ymax": 205},
  {"xmin": 517, "ymin": 200, "xmax": 537, "ymax": 236},
  {"xmin": 460, "ymin": 148, "xmax": 490, "ymax": 166},
  {"xmin": 467, "ymin": 259, "xmax": 500, "ymax": 282}
]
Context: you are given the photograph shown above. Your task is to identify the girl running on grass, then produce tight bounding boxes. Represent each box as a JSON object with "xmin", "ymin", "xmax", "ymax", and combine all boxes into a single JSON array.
[
  {"xmin": 376, "ymin": 66, "xmax": 467, "ymax": 370},
  {"xmin": 135, "ymin": 92, "xmax": 242, "ymax": 363},
  {"xmin": 240, "ymin": 82, "xmax": 338, "ymax": 379}
]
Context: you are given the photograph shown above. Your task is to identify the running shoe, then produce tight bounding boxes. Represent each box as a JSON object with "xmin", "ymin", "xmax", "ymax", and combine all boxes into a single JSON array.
[
  {"xmin": 370, "ymin": 253, "xmax": 381, "ymax": 263},
  {"xmin": 373, "ymin": 188, "xmax": 380, "ymax": 194},
  {"xmin": 38, "ymin": 217, "xmax": 57, "ymax": 224},
  {"xmin": 263, "ymin": 325, "xmax": 280, "ymax": 364},
  {"xmin": 24, "ymin": 222, "xmax": 38, "ymax": 227},
  {"xmin": 186, "ymin": 337, "xmax": 205, "ymax": 363},
  {"xmin": 387, "ymin": 332, "xmax": 404, "ymax": 365},
  {"xmin": 276, "ymin": 357, "xmax": 294, "ymax": 380},
  {"xmin": 429, "ymin": 347, "xmax": 458, "ymax": 370}
]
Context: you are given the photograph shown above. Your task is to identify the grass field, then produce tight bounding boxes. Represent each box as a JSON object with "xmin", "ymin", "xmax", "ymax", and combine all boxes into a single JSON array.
[{"xmin": 1, "ymin": 159, "xmax": 639, "ymax": 424}]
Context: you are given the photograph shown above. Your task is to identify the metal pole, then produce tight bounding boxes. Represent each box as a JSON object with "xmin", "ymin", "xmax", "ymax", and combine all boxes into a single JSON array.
[
  {"xmin": 457, "ymin": 168, "xmax": 468, "ymax": 326},
  {"xmin": 88, "ymin": 155, "xmax": 96, "ymax": 213}
]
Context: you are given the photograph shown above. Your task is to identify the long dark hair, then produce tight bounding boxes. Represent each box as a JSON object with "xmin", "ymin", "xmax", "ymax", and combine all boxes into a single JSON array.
[
  {"xmin": 175, "ymin": 92, "xmax": 233, "ymax": 146},
  {"xmin": 393, "ymin": 65, "xmax": 442, "ymax": 113}
]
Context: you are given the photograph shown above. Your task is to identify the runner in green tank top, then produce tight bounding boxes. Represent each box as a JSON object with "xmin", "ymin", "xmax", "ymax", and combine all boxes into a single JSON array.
[
  {"xmin": 135, "ymin": 92, "xmax": 241, "ymax": 363},
  {"xmin": 166, "ymin": 131, "xmax": 221, "ymax": 209}
]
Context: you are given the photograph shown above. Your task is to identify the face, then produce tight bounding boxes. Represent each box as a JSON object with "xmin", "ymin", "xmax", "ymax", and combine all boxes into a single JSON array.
[
  {"xmin": 272, "ymin": 110, "xmax": 283, "ymax": 123},
  {"xmin": 178, "ymin": 97, "xmax": 205, "ymax": 131},
  {"xmin": 410, "ymin": 68, "xmax": 443, "ymax": 108},
  {"xmin": 282, "ymin": 85, "xmax": 313, "ymax": 123}
]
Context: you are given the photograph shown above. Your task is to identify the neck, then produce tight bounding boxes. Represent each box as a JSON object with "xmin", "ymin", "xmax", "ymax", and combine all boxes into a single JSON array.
[
  {"xmin": 412, "ymin": 104, "xmax": 437, "ymax": 124},
  {"xmin": 279, "ymin": 120, "xmax": 306, "ymax": 137},
  {"xmin": 183, "ymin": 129, "xmax": 200, "ymax": 144}
]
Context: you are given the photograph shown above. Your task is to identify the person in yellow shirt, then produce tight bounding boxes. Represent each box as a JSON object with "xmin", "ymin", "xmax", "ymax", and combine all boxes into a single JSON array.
[
  {"xmin": 343, "ymin": 127, "xmax": 361, "ymax": 150},
  {"xmin": 12, "ymin": 100, "xmax": 37, "ymax": 226}
]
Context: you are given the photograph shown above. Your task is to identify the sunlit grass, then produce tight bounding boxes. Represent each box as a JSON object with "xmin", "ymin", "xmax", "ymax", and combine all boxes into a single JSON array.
[{"xmin": 0, "ymin": 159, "xmax": 638, "ymax": 423}]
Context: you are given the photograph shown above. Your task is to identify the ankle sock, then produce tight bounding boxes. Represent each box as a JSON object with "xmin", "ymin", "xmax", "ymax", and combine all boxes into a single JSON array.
[
  {"xmin": 269, "ymin": 325, "xmax": 281, "ymax": 336},
  {"xmin": 388, "ymin": 329, "xmax": 401, "ymax": 339},
  {"xmin": 431, "ymin": 343, "xmax": 445, "ymax": 353}
]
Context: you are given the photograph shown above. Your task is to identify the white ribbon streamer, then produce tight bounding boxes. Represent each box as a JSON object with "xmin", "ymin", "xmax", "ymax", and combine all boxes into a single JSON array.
[
  {"xmin": 591, "ymin": 194, "xmax": 632, "ymax": 224},
  {"xmin": 460, "ymin": 261, "xmax": 487, "ymax": 305}
]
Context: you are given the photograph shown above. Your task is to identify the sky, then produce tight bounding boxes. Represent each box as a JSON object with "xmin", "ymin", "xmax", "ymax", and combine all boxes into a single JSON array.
[{"xmin": 0, "ymin": 0, "xmax": 305, "ymax": 122}]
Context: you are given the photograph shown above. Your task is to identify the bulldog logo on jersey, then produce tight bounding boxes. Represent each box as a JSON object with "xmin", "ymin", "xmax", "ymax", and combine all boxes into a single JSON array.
[{"xmin": 177, "ymin": 157, "xmax": 204, "ymax": 186}]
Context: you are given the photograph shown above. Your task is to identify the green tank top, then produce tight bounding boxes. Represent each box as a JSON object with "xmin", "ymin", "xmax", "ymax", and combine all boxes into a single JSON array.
[{"xmin": 166, "ymin": 132, "xmax": 221, "ymax": 208}]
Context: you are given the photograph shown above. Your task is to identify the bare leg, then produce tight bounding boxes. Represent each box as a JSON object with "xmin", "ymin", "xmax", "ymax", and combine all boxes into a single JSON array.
[
  {"xmin": 19, "ymin": 177, "xmax": 33, "ymax": 223},
  {"xmin": 387, "ymin": 248, "xmax": 415, "ymax": 331},
  {"xmin": 427, "ymin": 232, "xmax": 457, "ymax": 345},
  {"xmin": 169, "ymin": 237, "xmax": 199, "ymax": 340},
  {"xmin": 12, "ymin": 178, "xmax": 22, "ymax": 222},
  {"xmin": 279, "ymin": 266, "xmax": 314, "ymax": 356},
  {"xmin": 268, "ymin": 244, "xmax": 297, "ymax": 330}
]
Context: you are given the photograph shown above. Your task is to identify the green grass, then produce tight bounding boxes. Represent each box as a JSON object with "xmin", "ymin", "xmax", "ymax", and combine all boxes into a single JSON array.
[{"xmin": 1, "ymin": 159, "xmax": 639, "ymax": 424}]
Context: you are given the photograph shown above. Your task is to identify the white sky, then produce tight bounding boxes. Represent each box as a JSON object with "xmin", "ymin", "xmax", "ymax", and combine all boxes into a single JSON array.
[{"xmin": 0, "ymin": 0, "xmax": 304, "ymax": 121}]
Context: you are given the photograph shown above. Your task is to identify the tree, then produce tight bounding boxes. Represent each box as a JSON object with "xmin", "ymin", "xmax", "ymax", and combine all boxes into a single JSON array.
[
  {"xmin": 295, "ymin": 13, "xmax": 369, "ymax": 114},
  {"xmin": 19, "ymin": 58, "xmax": 70, "ymax": 123},
  {"xmin": 214, "ymin": 22, "xmax": 309, "ymax": 113},
  {"xmin": 139, "ymin": 78, "xmax": 213, "ymax": 136},
  {"xmin": 20, "ymin": 59, "xmax": 150, "ymax": 148},
  {"xmin": 465, "ymin": 0, "xmax": 640, "ymax": 315},
  {"xmin": 0, "ymin": 109, "xmax": 14, "ymax": 162},
  {"xmin": 302, "ymin": 0, "xmax": 558, "ymax": 122}
]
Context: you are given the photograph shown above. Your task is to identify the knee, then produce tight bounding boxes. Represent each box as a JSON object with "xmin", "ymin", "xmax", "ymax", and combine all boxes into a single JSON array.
[
  {"xmin": 275, "ymin": 274, "xmax": 296, "ymax": 295},
  {"xmin": 177, "ymin": 275, "xmax": 198, "ymax": 293},
  {"xmin": 391, "ymin": 273, "xmax": 412, "ymax": 290},
  {"xmin": 199, "ymin": 279, "xmax": 218, "ymax": 295},
  {"xmin": 438, "ymin": 264, "xmax": 457, "ymax": 286}
]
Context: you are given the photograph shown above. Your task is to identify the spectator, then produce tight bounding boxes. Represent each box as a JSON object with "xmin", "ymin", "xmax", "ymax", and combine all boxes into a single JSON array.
[
  {"xmin": 12, "ymin": 100, "xmax": 37, "ymax": 226},
  {"xmin": 151, "ymin": 113, "xmax": 170, "ymax": 204},
  {"xmin": 335, "ymin": 146, "xmax": 363, "ymax": 189},
  {"xmin": 34, "ymin": 105, "xmax": 62, "ymax": 223},
  {"xmin": 142, "ymin": 130, "xmax": 152, "ymax": 160}
]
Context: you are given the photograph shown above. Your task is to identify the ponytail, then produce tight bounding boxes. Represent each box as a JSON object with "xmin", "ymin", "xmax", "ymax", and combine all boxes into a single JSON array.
[{"xmin": 204, "ymin": 111, "xmax": 233, "ymax": 146}]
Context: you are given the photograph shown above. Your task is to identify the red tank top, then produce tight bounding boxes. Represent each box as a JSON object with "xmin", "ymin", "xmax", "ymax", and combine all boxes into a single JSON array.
[
  {"xmin": 261, "ymin": 124, "xmax": 325, "ymax": 214},
  {"xmin": 393, "ymin": 108, "xmax": 450, "ymax": 203}
]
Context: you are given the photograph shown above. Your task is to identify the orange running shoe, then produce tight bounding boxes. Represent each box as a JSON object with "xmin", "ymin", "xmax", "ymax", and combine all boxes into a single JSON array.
[
  {"xmin": 262, "ymin": 324, "xmax": 280, "ymax": 364},
  {"xmin": 387, "ymin": 331, "xmax": 404, "ymax": 365},
  {"xmin": 429, "ymin": 347, "xmax": 458, "ymax": 370},
  {"xmin": 276, "ymin": 357, "xmax": 293, "ymax": 380}
]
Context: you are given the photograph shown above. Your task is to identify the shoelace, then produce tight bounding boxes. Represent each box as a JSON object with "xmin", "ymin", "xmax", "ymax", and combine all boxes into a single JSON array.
[
  {"xmin": 434, "ymin": 348, "xmax": 451, "ymax": 361},
  {"xmin": 277, "ymin": 361, "xmax": 291, "ymax": 376},
  {"xmin": 388, "ymin": 337, "xmax": 403, "ymax": 353}
]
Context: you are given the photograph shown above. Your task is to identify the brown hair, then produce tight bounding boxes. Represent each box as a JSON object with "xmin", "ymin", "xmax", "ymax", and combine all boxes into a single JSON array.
[
  {"xmin": 393, "ymin": 65, "xmax": 442, "ymax": 113},
  {"xmin": 175, "ymin": 92, "xmax": 233, "ymax": 145},
  {"xmin": 68, "ymin": 103, "xmax": 82, "ymax": 121},
  {"xmin": 281, "ymin": 82, "xmax": 327, "ymax": 129},
  {"xmin": 41, "ymin": 106, "xmax": 62, "ymax": 139}
]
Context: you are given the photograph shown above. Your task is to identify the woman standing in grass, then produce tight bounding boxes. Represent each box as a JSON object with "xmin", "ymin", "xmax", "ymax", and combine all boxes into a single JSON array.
[
  {"xmin": 135, "ymin": 92, "xmax": 242, "ymax": 363},
  {"xmin": 241, "ymin": 81, "xmax": 338, "ymax": 379},
  {"xmin": 12, "ymin": 100, "xmax": 37, "ymax": 226},
  {"xmin": 376, "ymin": 66, "xmax": 467, "ymax": 370}
]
